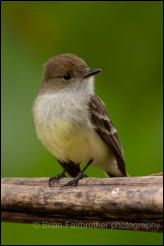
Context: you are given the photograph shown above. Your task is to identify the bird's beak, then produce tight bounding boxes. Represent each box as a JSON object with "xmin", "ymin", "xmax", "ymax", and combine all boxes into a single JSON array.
[{"xmin": 83, "ymin": 68, "xmax": 102, "ymax": 78}]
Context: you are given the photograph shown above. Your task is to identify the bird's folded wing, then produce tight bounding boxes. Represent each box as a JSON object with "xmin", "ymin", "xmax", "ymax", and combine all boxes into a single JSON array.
[{"xmin": 89, "ymin": 94, "xmax": 127, "ymax": 176}]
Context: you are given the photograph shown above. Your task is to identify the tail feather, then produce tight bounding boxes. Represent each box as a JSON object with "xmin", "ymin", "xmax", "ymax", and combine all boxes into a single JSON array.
[{"xmin": 104, "ymin": 171, "xmax": 130, "ymax": 178}]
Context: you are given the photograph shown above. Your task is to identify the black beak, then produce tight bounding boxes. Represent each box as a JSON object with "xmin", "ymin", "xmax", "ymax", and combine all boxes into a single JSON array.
[{"xmin": 83, "ymin": 68, "xmax": 102, "ymax": 78}]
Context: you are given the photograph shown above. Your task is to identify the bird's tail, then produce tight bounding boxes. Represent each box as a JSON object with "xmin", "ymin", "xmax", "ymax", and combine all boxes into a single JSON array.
[{"xmin": 104, "ymin": 171, "xmax": 130, "ymax": 178}]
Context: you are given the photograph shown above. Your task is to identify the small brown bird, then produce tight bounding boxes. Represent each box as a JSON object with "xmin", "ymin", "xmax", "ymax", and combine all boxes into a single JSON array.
[{"xmin": 32, "ymin": 54, "xmax": 128, "ymax": 187}]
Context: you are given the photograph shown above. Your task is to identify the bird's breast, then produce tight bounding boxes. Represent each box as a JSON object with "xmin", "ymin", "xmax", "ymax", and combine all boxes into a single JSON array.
[
  {"xmin": 34, "ymin": 115, "xmax": 106, "ymax": 163},
  {"xmin": 32, "ymin": 93, "xmax": 110, "ymax": 164}
]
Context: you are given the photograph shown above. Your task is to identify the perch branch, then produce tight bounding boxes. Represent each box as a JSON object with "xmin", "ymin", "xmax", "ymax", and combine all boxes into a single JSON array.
[{"xmin": 1, "ymin": 175, "xmax": 163, "ymax": 232}]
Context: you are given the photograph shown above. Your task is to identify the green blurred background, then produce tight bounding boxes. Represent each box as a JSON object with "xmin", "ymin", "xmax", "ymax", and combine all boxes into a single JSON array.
[{"xmin": 1, "ymin": 1, "xmax": 163, "ymax": 245}]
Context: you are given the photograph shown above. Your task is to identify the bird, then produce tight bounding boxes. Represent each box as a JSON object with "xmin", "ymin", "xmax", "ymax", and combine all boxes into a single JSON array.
[{"xmin": 32, "ymin": 53, "xmax": 128, "ymax": 187}]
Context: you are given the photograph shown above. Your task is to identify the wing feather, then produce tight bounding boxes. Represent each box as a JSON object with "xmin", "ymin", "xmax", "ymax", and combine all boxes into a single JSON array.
[{"xmin": 89, "ymin": 94, "xmax": 127, "ymax": 176}]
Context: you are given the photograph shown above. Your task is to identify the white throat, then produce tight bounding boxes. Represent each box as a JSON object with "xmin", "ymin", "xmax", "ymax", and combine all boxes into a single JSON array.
[
  {"xmin": 33, "ymin": 77, "xmax": 95, "ymax": 125},
  {"xmin": 56, "ymin": 76, "xmax": 95, "ymax": 96}
]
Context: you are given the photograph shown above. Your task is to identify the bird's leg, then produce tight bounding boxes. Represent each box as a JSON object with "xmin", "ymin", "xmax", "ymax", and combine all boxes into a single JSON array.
[
  {"xmin": 49, "ymin": 169, "xmax": 66, "ymax": 187},
  {"xmin": 62, "ymin": 159, "xmax": 93, "ymax": 187}
]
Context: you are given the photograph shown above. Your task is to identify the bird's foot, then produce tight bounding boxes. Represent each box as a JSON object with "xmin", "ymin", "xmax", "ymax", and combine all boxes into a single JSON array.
[
  {"xmin": 62, "ymin": 172, "xmax": 87, "ymax": 187},
  {"xmin": 49, "ymin": 171, "xmax": 66, "ymax": 187},
  {"xmin": 62, "ymin": 159, "xmax": 93, "ymax": 187}
]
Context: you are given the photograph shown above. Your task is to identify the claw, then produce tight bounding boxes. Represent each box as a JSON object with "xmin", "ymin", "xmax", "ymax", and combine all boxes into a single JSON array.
[
  {"xmin": 62, "ymin": 172, "xmax": 86, "ymax": 188},
  {"xmin": 49, "ymin": 172, "xmax": 66, "ymax": 187}
]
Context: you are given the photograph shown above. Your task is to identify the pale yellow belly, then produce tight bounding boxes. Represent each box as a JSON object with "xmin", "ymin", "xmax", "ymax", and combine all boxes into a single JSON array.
[{"xmin": 36, "ymin": 119, "xmax": 110, "ymax": 164}]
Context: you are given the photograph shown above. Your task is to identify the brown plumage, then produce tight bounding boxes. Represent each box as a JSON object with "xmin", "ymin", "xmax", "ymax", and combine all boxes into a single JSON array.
[{"xmin": 89, "ymin": 94, "xmax": 127, "ymax": 177}]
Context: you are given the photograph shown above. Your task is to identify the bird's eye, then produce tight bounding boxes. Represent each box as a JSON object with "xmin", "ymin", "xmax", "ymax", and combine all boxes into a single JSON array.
[{"xmin": 63, "ymin": 74, "xmax": 71, "ymax": 80}]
